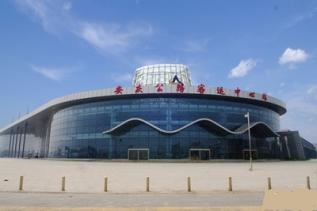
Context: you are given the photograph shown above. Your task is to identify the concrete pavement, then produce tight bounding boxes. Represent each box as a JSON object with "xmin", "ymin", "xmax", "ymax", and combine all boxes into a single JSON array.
[{"xmin": 0, "ymin": 191, "xmax": 263, "ymax": 210}]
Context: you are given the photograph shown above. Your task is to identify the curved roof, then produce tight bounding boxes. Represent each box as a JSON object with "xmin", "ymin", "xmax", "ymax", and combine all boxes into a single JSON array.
[
  {"xmin": 0, "ymin": 84, "xmax": 286, "ymax": 134},
  {"xmin": 102, "ymin": 117, "xmax": 279, "ymax": 137}
]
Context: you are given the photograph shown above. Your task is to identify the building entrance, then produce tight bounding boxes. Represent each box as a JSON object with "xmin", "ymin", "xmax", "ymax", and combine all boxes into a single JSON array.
[
  {"xmin": 189, "ymin": 148, "xmax": 210, "ymax": 160},
  {"xmin": 242, "ymin": 149, "xmax": 257, "ymax": 160},
  {"xmin": 128, "ymin": 148, "xmax": 149, "ymax": 160}
]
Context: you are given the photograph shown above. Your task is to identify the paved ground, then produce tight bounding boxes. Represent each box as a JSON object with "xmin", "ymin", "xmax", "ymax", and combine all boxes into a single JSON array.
[
  {"xmin": 0, "ymin": 159, "xmax": 316, "ymax": 210},
  {"xmin": 0, "ymin": 191, "xmax": 264, "ymax": 207},
  {"xmin": 0, "ymin": 158, "xmax": 316, "ymax": 193}
]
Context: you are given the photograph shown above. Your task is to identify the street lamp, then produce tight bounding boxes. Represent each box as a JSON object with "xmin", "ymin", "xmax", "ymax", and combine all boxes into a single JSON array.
[{"xmin": 244, "ymin": 112, "xmax": 253, "ymax": 171}]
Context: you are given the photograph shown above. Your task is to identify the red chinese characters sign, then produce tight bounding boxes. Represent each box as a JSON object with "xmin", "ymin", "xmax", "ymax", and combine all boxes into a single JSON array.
[
  {"xmin": 135, "ymin": 84, "xmax": 143, "ymax": 93},
  {"xmin": 216, "ymin": 87, "xmax": 225, "ymax": 95},
  {"xmin": 234, "ymin": 87, "xmax": 241, "ymax": 97},
  {"xmin": 113, "ymin": 84, "xmax": 270, "ymax": 102},
  {"xmin": 155, "ymin": 83, "xmax": 163, "ymax": 92},
  {"xmin": 249, "ymin": 92, "xmax": 255, "ymax": 98},
  {"xmin": 262, "ymin": 93, "xmax": 267, "ymax": 101},
  {"xmin": 176, "ymin": 83, "xmax": 185, "ymax": 93},
  {"xmin": 197, "ymin": 84, "xmax": 205, "ymax": 94},
  {"xmin": 114, "ymin": 86, "xmax": 123, "ymax": 95}
]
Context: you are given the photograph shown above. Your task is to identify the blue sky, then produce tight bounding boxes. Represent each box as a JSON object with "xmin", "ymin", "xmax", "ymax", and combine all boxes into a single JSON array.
[{"xmin": 0, "ymin": 0, "xmax": 317, "ymax": 143}]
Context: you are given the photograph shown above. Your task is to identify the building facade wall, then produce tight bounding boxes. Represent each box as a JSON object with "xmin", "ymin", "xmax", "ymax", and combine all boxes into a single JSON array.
[
  {"xmin": 48, "ymin": 96, "xmax": 281, "ymax": 159},
  {"xmin": 278, "ymin": 131, "xmax": 317, "ymax": 159},
  {"xmin": 0, "ymin": 120, "xmax": 47, "ymax": 158}
]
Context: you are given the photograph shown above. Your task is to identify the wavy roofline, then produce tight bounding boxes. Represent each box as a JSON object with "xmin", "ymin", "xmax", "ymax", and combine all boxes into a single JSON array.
[{"xmin": 102, "ymin": 117, "xmax": 279, "ymax": 137}]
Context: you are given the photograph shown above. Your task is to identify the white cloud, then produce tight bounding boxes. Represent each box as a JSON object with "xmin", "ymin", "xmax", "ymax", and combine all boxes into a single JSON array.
[
  {"xmin": 307, "ymin": 85, "xmax": 317, "ymax": 95},
  {"xmin": 284, "ymin": 8, "xmax": 317, "ymax": 29},
  {"xmin": 284, "ymin": 15, "xmax": 307, "ymax": 29},
  {"xmin": 228, "ymin": 59, "xmax": 257, "ymax": 78},
  {"xmin": 279, "ymin": 48, "xmax": 309, "ymax": 65},
  {"xmin": 77, "ymin": 22, "xmax": 153, "ymax": 53},
  {"xmin": 79, "ymin": 23, "xmax": 127, "ymax": 50},
  {"xmin": 15, "ymin": 0, "xmax": 69, "ymax": 34},
  {"xmin": 15, "ymin": 0, "xmax": 153, "ymax": 54},
  {"xmin": 31, "ymin": 65, "xmax": 70, "ymax": 81},
  {"xmin": 307, "ymin": 85, "xmax": 317, "ymax": 100}
]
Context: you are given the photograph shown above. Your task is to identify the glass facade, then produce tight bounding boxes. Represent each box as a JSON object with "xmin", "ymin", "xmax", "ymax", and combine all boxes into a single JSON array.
[
  {"xmin": 0, "ymin": 122, "xmax": 45, "ymax": 158},
  {"xmin": 47, "ymin": 97, "xmax": 281, "ymax": 159},
  {"xmin": 133, "ymin": 64, "xmax": 192, "ymax": 86}
]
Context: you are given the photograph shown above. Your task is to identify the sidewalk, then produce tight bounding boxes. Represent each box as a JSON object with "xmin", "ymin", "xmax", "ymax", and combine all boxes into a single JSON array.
[{"xmin": 0, "ymin": 191, "xmax": 263, "ymax": 210}]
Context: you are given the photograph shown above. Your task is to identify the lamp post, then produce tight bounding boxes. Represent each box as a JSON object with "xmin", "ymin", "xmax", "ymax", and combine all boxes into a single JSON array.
[{"xmin": 244, "ymin": 112, "xmax": 253, "ymax": 171}]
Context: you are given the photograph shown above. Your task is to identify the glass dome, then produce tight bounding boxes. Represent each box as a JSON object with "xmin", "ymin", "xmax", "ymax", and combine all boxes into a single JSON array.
[{"xmin": 133, "ymin": 64, "xmax": 192, "ymax": 86}]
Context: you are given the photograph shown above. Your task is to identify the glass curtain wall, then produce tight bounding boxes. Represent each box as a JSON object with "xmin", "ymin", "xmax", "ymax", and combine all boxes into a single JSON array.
[{"xmin": 48, "ymin": 97, "xmax": 280, "ymax": 159}]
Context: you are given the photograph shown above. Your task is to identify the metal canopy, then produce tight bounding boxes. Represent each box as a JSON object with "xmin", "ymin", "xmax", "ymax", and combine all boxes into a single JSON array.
[{"xmin": 103, "ymin": 117, "xmax": 279, "ymax": 138}]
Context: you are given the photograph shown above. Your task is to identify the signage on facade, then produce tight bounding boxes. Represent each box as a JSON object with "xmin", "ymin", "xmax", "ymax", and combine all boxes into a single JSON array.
[{"xmin": 114, "ymin": 83, "xmax": 269, "ymax": 102}]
